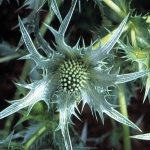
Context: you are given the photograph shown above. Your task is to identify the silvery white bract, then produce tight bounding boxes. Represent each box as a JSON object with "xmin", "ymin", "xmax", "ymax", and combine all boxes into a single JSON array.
[
  {"xmin": 0, "ymin": 0, "xmax": 149, "ymax": 149},
  {"xmin": 130, "ymin": 133, "xmax": 150, "ymax": 140}
]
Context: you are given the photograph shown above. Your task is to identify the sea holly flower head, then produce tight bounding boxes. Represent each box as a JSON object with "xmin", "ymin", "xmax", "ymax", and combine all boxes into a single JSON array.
[
  {"xmin": 117, "ymin": 40, "xmax": 150, "ymax": 68},
  {"xmin": 0, "ymin": 0, "xmax": 150, "ymax": 149}
]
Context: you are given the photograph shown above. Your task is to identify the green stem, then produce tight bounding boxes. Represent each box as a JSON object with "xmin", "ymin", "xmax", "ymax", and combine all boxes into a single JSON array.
[
  {"xmin": 118, "ymin": 84, "xmax": 131, "ymax": 150},
  {"xmin": 24, "ymin": 126, "xmax": 46, "ymax": 149},
  {"xmin": 130, "ymin": 26, "xmax": 137, "ymax": 47},
  {"xmin": 103, "ymin": 0, "xmax": 126, "ymax": 19},
  {"xmin": 3, "ymin": 115, "xmax": 14, "ymax": 138}
]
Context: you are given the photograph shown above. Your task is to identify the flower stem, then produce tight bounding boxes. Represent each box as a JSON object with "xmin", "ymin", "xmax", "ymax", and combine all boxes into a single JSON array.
[
  {"xmin": 24, "ymin": 126, "xmax": 46, "ymax": 149},
  {"xmin": 103, "ymin": 0, "xmax": 126, "ymax": 18},
  {"xmin": 62, "ymin": 125, "xmax": 72, "ymax": 150},
  {"xmin": 130, "ymin": 25, "xmax": 137, "ymax": 47},
  {"xmin": 118, "ymin": 84, "xmax": 131, "ymax": 150},
  {"xmin": 3, "ymin": 115, "xmax": 14, "ymax": 138}
]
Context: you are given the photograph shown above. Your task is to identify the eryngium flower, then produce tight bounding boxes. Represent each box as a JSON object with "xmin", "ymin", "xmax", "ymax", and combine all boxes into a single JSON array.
[{"xmin": 0, "ymin": 0, "xmax": 149, "ymax": 149}]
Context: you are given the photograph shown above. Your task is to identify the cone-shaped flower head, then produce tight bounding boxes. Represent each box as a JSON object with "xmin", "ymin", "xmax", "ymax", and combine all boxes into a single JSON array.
[{"xmin": 0, "ymin": 0, "xmax": 150, "ymax": 149}]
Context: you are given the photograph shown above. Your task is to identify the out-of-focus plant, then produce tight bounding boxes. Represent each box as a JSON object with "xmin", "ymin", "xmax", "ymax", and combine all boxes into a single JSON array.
[{"xmin": 0, "ymin": 0, "xmax": 150, "ymax": 150}]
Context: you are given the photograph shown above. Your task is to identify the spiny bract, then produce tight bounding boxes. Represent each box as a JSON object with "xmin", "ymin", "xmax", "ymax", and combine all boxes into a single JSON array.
[{"xmin": 0, "ymin": 0, "xmax": 150, "ymax": 149}]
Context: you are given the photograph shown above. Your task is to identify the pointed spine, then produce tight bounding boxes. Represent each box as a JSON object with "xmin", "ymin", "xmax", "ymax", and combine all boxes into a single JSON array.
[
  {"xmin": 0, "ymin": 79, "xmax": 51, "ymax": 120},
  {"xmin": 18, "ymin": 17, "xmax": 43, "ymax": 62},
  {"xmin": 45, "ymin": 0, "xmax": 77, "ymax": 57},
  {"xmin": 115, "ymin": 70, "xmax": 150, "ymax": 84},
  {"xmin": 100, "ymin": 14, "xmax": 129, "ymax": 54},
  {"xmin": 51, "ymin": 0, "xmax": 62, "ymax": 23},
  {"xmin": 143, "ymin": 73, "xmax": 150, "ymax": 102},
  {"xmin": 88, "ymin": 14, "xmax": 129, "ymax": 64},
  {"xmin": 58, "ymin": 0, "xmax": 77, "ymax": 36},
  {"xmin": 18, "ymin": 16, "xmax": 52, "ymax": 69},
  {"xmin": 105, "ymin": 108, "xmax": 141, "ymax": 132}
]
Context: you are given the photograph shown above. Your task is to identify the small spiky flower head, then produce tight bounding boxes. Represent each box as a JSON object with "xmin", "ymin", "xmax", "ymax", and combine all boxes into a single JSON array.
[
  {"xmin": 0, "ymin": 0, "xmax": 150, "ymax": 149},
  {"xmin": 117, "ymin": 39, "xmax": 150, "ymax": 102}
]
